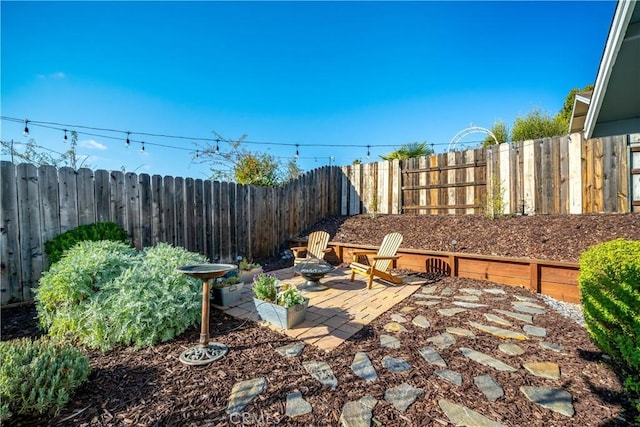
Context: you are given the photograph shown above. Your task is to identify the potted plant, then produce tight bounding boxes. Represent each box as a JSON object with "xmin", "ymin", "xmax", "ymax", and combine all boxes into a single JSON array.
[
  {"xmin": 252, "ymin": 273, "xmax": 308, "ymax": 329},
  {"xmin": 211, "ymin": 276, "xmax": 244, "ymax": 307},
  {"xmin": 238, "ymin": 259, "xmax": 263, "ymax": 284}
]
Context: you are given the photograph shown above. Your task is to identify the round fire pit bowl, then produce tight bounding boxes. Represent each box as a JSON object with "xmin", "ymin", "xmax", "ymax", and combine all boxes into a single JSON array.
[{"xmin": 293, "ymin": 258, "xmax": 334, "ymax": 292}]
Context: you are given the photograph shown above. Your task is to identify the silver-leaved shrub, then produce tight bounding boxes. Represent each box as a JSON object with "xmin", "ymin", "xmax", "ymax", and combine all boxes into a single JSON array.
[{"xmin": 35, "ymin": 241, "xmax": 207, "ymax": 351}]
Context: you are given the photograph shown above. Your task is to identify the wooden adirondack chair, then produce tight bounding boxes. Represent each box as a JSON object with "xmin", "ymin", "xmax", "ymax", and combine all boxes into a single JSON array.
[
  {"xmin": 350, "ymin": 232, "xmax": 403, "ymax": 289},
  {"xmin": 291, "ymin": 231, "xmax": 331, "ymax": 265}
]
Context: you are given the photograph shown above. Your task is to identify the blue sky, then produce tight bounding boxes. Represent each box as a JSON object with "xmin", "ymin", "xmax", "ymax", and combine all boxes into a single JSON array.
[{"xmin": 1, "ymin": 1, "xmax": 616, "ymax": 179}]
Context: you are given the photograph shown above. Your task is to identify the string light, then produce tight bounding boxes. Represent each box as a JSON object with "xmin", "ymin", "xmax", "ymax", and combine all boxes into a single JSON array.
[
  {"xmin": 1, "ymin": 115, "xmax": 456, "ymax": 159},
  {"xmin": 63, "ymin": 129, "xmax": 68, "ymax": 142},
  {"xmin": 366, "ymin": 145, "xmax": 371, "ymax": 159},
  {"xmin": 141, "ymin": 141, "xmax": 145, "ymax": 152}
]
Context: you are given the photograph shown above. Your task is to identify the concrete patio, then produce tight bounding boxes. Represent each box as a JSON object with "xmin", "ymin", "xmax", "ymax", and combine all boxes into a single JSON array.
[{"xmin": 220, "ymin": 267, "xmax": 426, "ymax": 351}]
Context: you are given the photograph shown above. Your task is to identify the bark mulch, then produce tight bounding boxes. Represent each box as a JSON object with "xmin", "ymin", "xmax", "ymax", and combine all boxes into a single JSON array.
[{"xmin": 2, "ymin": 213, "xmax": 639, "ymax": 426}]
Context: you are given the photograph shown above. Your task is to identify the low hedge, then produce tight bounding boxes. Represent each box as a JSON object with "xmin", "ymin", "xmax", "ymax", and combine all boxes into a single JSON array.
[
  {"xmin": 579, "ymin": 238, "xmax": 640, "ymax": 417},
  {"xmin": 44, "ymin": 222, "xmax": 129, "ymax": 267}
]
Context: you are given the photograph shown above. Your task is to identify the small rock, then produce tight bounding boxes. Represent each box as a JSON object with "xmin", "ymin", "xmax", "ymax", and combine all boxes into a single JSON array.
[
  {"xmin": 426, "ymin": 332, "xmax": 457, "ymax": 349},
  {"xmin": 493, "ymin": 309, "xmax": 533, "ymax": 324},
  {"xmin": 383, "ymin": 322, "xmax": 408, "ymax": 333},
  {"xmin": 412, "ymin": 315, "xmax": 430, "ymax": 328},
  {"xmin": 453, "ymin": 301, "xmax": 489, "ymax": 309},
  {"xmin": 438, "ymin": 308, "xmax": 468, "ymax": 317},
  {"xmin": 382, "ymin": 356, "xmax": 412, "ymax": 373},
  {"xmin": 454, "ymin": 295, "xmax": 481, "ymax": 302},
  {"xmin": 474, "ymin": 375, "xmax": 504, "ymax": 402},
  {"xmin": 380, "ymin": 334, "xmax": 401, "ymax": 349},
  {"xmin": 421, "ymin": 285, "xmax": 438, "ymax": 294},
  {"xmin": 523, "ymin": 362, "xmax": 560, "ymax": 380},
  {"xmin": 460, "ymin": 288, "xmax": 483, "ymax": 296},
  {"xmin": 340, "ymin": 395, "xmax": 377, "ymax": 427},
  {"xmin": 435, "ymin": 369, "xmax": 462, "ymax": 386},
  {"xmin": 520, "ymin": 386, "xmax": 574, "ymax": 417},
  {"xmin": 415, "ymin": 300, "xmax": 441, "ymax": 307},
  {"xmin": 226, "ymin": 377, "xmax": 267, "ymax": 414},
  {"xmin": 441, "ymin": 287, "xmax": 454, "ymax": 296},
  {"xmin": 484, "ymin": 313, "xmax": 513, "ymax": 327},
  {"xmin": 540, "ymin": 342, "xmax": 563, "ymax": 352},
  {"xmin": 303, "ymin": 361, "xmax": 338, "ymax": 389},
  {"xmin": 446, "ymin": 327, "xmax": 476, "ymax": 337},
  {"xmin": 459, "ymin": 347, "xmax": 517, "ymax": 372},
  {"xmin": 384, "ymin": 383, "xmax": 424, "ymax": 412},
  {"xmin": 351, "ymin": 352, "xmax": 378, "ymax": 382},
  {"xmin": 523, "ymin": 324, "xmax": 547, "ymax": 337},
  {"xmin": 418, "ymin": 346, "xmax": 447, "ymax": 368},
  {"xmin": 438, "ymin": 399, "xmax": 506, "ymax": 427},
  {"xmin": 275, "ymin": 342, "xmax": 305, "ymax": 357},
  {"xmin": 285, "ymin": 391, "xmax": 312, "ymax": 418},
  {"xmin": 390, "ymin": 314, "xmax": 408, "ymax": 323},
  {"xmin": 400, "ymin": 306, "xmax": 416, "ymax": 313},
  {"xmin": 498, "ymin": 343, "xmax": 525, "ymax": 356}
]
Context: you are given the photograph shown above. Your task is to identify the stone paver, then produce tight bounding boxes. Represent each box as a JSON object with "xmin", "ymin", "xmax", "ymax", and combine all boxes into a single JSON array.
[
  {"xmin": 384, "ymin": 322, "xmax": 408, "ymax": 333},
  {"xmin": 276, "ymin": 342, "xmax": 305, "ymax": 357},
  {"xmin": 513, "ymin": 295, "xmax": 538, "ymax": 302},
  {"xmin": 460, "ymin": 288, "xmax": 483, "ymax": 296},
  {"xmin": 414, "ymin": 294, "xmax": 445, "ymax": 300},
  {"xmin": 454, "ymin": 295, "xmax": 481, "ymax": 302},
  {"xmin": 484, "ymin": 313, "xmax": 513, "ymax": 327},
  {"xmin": 418, "ymin": 346, "xmax": 447, "ymax": 368},
  {"xmin": 469, "ymin": 321, "xmax": 528, "ymax": 340},
  {"xmin": 523, "ymin": 324, "xmax": 547, "ymax": 337},
  {"xmin": 435, "ymin": 369, "xmax": 462, "ymax": 386},
  {"xmin": 540, "ymin": 341, "xmax": 564, "ymax": 352},
  {"xmin": 512, "ymin": 303, "xmax": 546, "ymax": 315},
  {"xmin": 427, "ymin": 332, "xmax": 457, "ymax": 349},
  {"xmin": 351, "ymin": 352, "xmax": 378, "ymax": 382},
  {"xmin": 340, "ymin": 395, "xmax": 377, "ymax": 427},
  {"xmin": 384, "ymin": 383, "xmax": 424, "ymax": 412},
  {"xmin": 412, "ymin": 315, "xmax": 430, "ymax": 328},
  {"xmin": 391, "ymin": 314, "xmax": 408, "ymax": 323},
  {"xmin": 421, "ymin": 285, "xmax": 438, "ymax": 294},
  {"xmin": 400, "ymin": 306, "xmax": 416, "ymax": 313},
  {"xmin": 439, "ymin": 399, "xmax": 506, "ymax": 427},
  {"xmin": 441, "ymin": 287, "xmax": 455, "ymax": 296},
  {"xmin": 303, "ymin": 361, "xmax": 338, "ymax": 389},
  {"xmin": 438, "ymin": 308, "xmax": 468, "ymax": 317},
  {"xmin": 499, "ymin": 343, "xmax": 525, "ymax": 356},
  {"xmin": 414, "ymin": 300, "xmax": 441, "ymax": 307},
  {"xmin": 484, "ymin": 288, "xmax": 507, "ymax": 295},
  {"xmin": 453, "ymin": 301, "xmax": 489, "ymax": 309},
  {"xmin": 446, "ymin": 327, "xmax": 476, "ymax": 337},
  {"xmin": 380, "ymin": 334, "xmax": 401, "ymax": 349},
  {"xmin": 493, "ymin": 309, "xmax": 533, "ymax": 324},
  {"xmin": 523, "ymin": 362, "xmax": 560, "ymax": 380},
  {"xmin": 459, "ymin": 347, "xmax": 517, "ymax": 372},
  {"xmin": 382, "ymin": 356, "xmax": 412, "ymax": 373},
  {"xmin": 520, "ymin": 386, "xmax": 575, "ymax": 417},
  {"xmin": 285, "ymin": 391, "xmax": 312, "ymax": 418},
  {"xmin": 226, "ymin": 377, "xmax": 267, "ymax": 414},
  {"xmin": 474, "ymin": 375, "xmax": 504, "ymax": 401}
]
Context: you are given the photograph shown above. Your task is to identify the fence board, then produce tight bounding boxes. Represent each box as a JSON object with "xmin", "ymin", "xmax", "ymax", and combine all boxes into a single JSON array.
[
  {"xmin": 151, "ymin": 175, "xmax": 163, "ymax": 246},
  {"xmin": 125, "ymin": 173, "xmax": 141, "ymax": 249},
  {"xmin": 229, "ymin": 182, "xmax": 237, "ymax": 260},
  {"xmin": 1, "ymin": 162, "xmax": 21, "ymax": 304},
  {"xmin": 559, "ymin": 137, "xmax": 569, "ymax": 214},
  {"xmin": 16, "ymin": 163, "xmax": 42, "ymax": 302},
  {"xmin": 95, "ymin": 170, "xmax": 110, "ymax": 222},
  {"xmin": 111, "ymin": 171, "xmax": 126, "ymax": 231},
  {"xmin": 58, "ymin": 167, "xmax": 79, "ymax": 233},
  {"xmin": 184, "ymin": 178, "xmax": 195, "ymax": 252},
  {"xmin": 163, "ymin": 176, "xmax": 176, "ymax": 245},
  {"xmin": 194, "ymin": 179, "xmax": 205, "ymax": 255},
  {"xmin": 77, "ymin": 168, "xmax": 96, "ymax": 225},
  {"xmin": 594, "ymin": 138, "xmax": 604, "ymax": 212},
  {"xmin": 139, "ymin": 174, "xmax": 152, "ymax": 248},
  {"xmin": 174, "ymin": 177, "xmax": 185, "ymax": 248},
  {"xmin": 38, "ymin": 165, "xmax": 60, "ymax": 269}
]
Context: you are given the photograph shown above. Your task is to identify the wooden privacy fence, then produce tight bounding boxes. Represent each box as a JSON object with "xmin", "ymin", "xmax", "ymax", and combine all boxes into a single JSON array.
[
  {"xmin": 339, "ymin": 134, "xmax": 633, "ymax": 216},
  {"xmin": 486, "ymin": 133, "xmax": 630, "ymax": 215},
  {"xmin": 0, "ymin": 162, "xmax": 343, "ymax": 305}
]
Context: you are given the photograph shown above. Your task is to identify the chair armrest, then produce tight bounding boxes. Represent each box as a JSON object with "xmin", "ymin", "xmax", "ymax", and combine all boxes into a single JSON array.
[
  {"xmin": 291, "ymin": 246, "xmax": 308, "ymax": 257},
  {"xmin": 372, "ymin": 255, "xmax": 400, "ymax": 261},
  {"xmin": 350, "ymin": 250, "xmax": 377, "ymax": 256}
]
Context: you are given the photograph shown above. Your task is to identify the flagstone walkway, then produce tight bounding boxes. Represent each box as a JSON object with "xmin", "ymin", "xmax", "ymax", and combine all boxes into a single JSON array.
[{"xmin": 222, "ymin": 270, "xmax": 579, "ymax": 426}]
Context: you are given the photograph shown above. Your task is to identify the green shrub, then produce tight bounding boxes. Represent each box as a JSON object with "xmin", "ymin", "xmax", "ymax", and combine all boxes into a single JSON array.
[
  {"xmin": 44, "ymin": 222, "xmax": 129, "ymax": 267},
  {"xmin": 579, "ymin": 238, "xmax": 640, "ymax": 400},
  {"xmin": 35, "ymin": 241, "xmax": 207, "ymax": 351},
  {"xmin": 0, "ymin": 337, "xmax": 90, "ymax": 422}
]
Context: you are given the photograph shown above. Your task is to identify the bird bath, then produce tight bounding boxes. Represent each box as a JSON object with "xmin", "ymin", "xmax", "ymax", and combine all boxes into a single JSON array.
[
  {"xmin": 175, "ymin": 264, "xmax": 237, "ymax": 365},
  {"xmin": 293, "ymin": 258, "xmax": 334, "ymax": 291}
]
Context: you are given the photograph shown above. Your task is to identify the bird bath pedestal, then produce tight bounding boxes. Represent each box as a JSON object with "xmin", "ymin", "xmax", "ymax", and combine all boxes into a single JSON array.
[{"xmin": 175, "ymin": 264, "xmax": 237, "ymax": 366}]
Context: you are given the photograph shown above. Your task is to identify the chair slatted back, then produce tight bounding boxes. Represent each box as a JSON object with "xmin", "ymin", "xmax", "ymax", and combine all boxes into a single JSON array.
[
  {"xmin": 306, "ymin": 231, "xmax": 330, "ymax": 260},
  {"xmin": 375, "ymin": 232, "xmax": 403, "ymax": 272}
]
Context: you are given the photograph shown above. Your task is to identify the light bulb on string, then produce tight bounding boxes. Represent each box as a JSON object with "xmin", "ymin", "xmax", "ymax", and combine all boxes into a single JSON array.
[
  {"xmin": 63, "ymin": 130, "xmax": 68, "ymax": 142},
  {"xmin": 215, "ymin": 139, "xmax": 220, "ymax": 153},
  {"xmin": 126, "ymin": 132, "xmax": 131, "ymax": 147},
  {"xmin": 141, "ymin": 141, "xmax": 145, "ymax": 152},
  {"xmin": 23, "ymin": 119, "xmax": 29, "ymax": 137},
  {"xmin": 366, "ymin": 145, "xmax": 370, "ymax": 159},
  {"xmin": 295, "ymin": 144, "xmax": 299, "ymax": 158}
]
